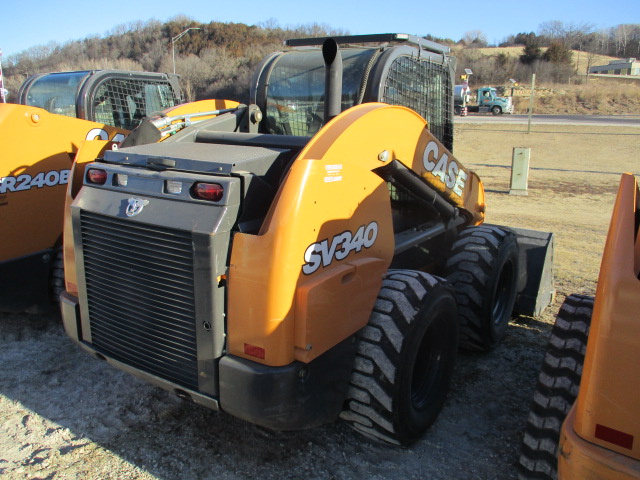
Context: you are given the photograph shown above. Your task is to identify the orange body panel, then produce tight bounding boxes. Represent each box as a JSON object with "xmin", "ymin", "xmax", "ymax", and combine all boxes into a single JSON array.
[
  {"xmin": 410, "ymin": 131, "xmax": 485, "ymax": 224},
  {"xmin": 228, "ymin": 103, "xmax": 485, "ymax": 366},
  {"xmin": 560, "ymin": 408, "xmax": 640, "ymax": 479},
  {"xmin": 0, "ymin": 104, "xmax": 125, "ymax": 262},
  {"xmin": 162, "ymin": 99, "xmax": 240, "ymax": 117},
  {"xmin": 559, "ymin": 173, "xmax": 640, "ymax": 476},
  {"xmin": 62, "ymin": 140, "xmax": 118, "ymax": 297}
]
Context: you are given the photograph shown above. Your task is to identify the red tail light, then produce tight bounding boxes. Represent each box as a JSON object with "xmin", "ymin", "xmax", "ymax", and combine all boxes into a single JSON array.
[
  {"xmin": 244, "ymin": 343, "xmax": 266, "ymax": 359},
  {"xmin": 192, "ymin": 182, "xmax": 224, "ymax": 201},
  {"xmin": 86, "ymin": 168, "xmax": 108, "ymax": 185}
]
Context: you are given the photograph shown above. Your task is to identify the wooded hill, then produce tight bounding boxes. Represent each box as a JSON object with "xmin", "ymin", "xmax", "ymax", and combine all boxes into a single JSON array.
[
  {"xmin": 3, "ymin": 18, "xmax": 347, "ymax": 102},
  {"xmin": 3, "ymin": 17, "xmax": 639, "ymax": 104}
]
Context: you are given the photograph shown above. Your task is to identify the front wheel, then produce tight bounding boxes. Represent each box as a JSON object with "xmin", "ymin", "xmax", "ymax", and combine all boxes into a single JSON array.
[
  {"xmin": 340, "ymin": 270, "xmax": 458, "ymax": 446},
  {"xmin": 445, "ymin": 225, "xmax": 519, "ymax": 351},
  {"xmin": 491, "ymin": 105, "xmax": 502, "ymax": 115}
]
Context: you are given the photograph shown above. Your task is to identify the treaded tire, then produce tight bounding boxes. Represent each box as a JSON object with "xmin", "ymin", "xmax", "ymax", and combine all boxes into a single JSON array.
[
  {"xmin": 491, "ymin": 105, "xmax": 502, "ymax": 115},
  {"xmin": 518, "ymin": 294, "xmax": 593, "ymax": 480},
  {"xmin": 50, "ymin": 247, "xmax": 65, "ymax": 304},
  {"xmin": 340, "ymin": 270, "xmax": 458, "ymax": 446},
  {"xmin": 444, "ymin": 225, "xmax": 519, "ymax": 351}
]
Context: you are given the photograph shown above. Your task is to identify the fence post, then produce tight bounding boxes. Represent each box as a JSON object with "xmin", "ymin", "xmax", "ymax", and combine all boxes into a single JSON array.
[{"xmin": 526, "ymin": 73, "xmax": 536, "ymax": 134}]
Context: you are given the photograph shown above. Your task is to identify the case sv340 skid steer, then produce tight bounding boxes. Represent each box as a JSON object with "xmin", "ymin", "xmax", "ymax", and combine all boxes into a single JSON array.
[{"xmin": 60, "ymin": 34, "xmax": 554, "ymax": 445}]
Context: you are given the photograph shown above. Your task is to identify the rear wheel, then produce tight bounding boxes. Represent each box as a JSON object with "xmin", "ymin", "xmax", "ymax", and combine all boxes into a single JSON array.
[
  {"xmin": 518, "ymin": 294, "xmax": 593, "ymax": 480},
  {"xmin": 445, "ymin": 225, "xmax": 519, "ymax": 351},
  {"xmin": 50, "ymin": 247, "xmax": 65, "ymax": 305},
  {"xmin": 340, "ymin": 270, "xmax": 458, "ymax": 446}
]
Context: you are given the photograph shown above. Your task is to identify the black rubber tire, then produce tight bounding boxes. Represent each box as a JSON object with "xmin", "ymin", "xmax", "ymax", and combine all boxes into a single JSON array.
[
  {"xmin": 50, "ymin": 247, "xmax": 65, "ymax": 304},
  {"xmin": 444, "ymin": 225, "xmax": 519, "ymax": 351},
  {"xmin": 454, "ymin": 105, "xmax": 462, "ymax": 115},
  {"xmin": 491, "ymin": 105, "xmax": 502, "ymax": 115},
  {"xmin": 518, "ymin": 294, "xmax": 593, "ymax": 480},
  {"xmin": 340, "ymin": 270, "xmax": 458, "ymax": 446}
]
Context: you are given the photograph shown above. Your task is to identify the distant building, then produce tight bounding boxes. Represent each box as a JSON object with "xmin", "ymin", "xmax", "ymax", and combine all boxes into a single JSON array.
[{"xmin": 589, "ymin": 58, "xmax": 640, "ymax": 76}]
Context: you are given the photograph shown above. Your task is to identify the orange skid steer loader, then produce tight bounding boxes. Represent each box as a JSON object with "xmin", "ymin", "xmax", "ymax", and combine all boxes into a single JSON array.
[
  {"xmin": 60, "ymin": 34, "xmax": 554, "ymax": 445},
  {"xmin": 520, "ymin": 173, "xmax": 640, "ymax": 479},
  {"xmin": 0, "ymin": 69, "xmax": 236, "ymax": 314}
]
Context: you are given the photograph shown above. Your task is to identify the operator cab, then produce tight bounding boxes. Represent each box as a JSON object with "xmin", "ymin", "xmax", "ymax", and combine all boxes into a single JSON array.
[
  {"xmin": 251, "ymin": 33, "xmax": 456, "ymax": 152},
  {"xmin": 18, "ymin": 70, "xmax": 182, "ymax": 130}
]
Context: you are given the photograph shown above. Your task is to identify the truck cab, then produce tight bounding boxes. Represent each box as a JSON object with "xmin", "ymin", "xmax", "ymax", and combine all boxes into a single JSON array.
[
  {"xmin": 453, "ymin": 85, "xmax": 514, "ymax": 115},
  {"xmin": 476, "ymin": 87, "xmax": 513, "ymax": 115}
]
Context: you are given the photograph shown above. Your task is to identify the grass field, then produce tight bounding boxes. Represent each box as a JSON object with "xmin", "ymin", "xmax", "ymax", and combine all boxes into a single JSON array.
[{"xmin": 454, "ymin": 121, "xmax": 640, "ymax": 300}]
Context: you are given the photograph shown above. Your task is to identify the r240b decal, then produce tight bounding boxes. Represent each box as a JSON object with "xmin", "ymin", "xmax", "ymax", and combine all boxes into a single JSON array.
[{"xmin": 0, "ymin": 169, "xmax": 70, "ymax": 194}]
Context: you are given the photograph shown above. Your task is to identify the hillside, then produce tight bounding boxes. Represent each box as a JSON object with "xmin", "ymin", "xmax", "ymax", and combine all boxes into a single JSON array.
[
  {"xmin": 4, "ymin": 20, "xmax": 640, "ymax": 115},
  {"xmin": 469, "ymin": 46, "xmax": 620, "ymax": 76},
  {"xmin": 455, "ymin": 46, "xmax": 640, "ymax": 115}
]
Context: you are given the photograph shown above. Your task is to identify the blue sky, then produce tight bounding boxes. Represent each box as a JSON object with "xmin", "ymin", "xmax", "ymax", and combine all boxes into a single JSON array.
[{"xmin": 1, "ymin": 0, "xmax": 637, "ymax": 58}]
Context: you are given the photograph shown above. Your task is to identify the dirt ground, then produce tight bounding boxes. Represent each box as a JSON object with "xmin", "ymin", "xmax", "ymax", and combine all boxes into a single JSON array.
[{"xmin": 1, "ymin": 120, "xmax": 639, "ymax": 480}]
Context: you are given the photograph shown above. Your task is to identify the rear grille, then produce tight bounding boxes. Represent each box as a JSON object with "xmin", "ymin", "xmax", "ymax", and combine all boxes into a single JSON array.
[{"xmin": 79, "ymin": 211, "xmax": 199, "ymax": 390}]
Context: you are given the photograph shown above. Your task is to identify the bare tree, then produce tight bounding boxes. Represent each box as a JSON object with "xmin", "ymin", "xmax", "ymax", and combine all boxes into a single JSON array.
[
  {"xmin": 463, "ymin": 30, "xmax": 488, "ymax": 47},
  {"xmin": 539, "ymin": 20, "xmax": 594, "ymax": 48},
  {"xmin": 614, "ymin": 24, "xmax": 630, "ymax": 56}
]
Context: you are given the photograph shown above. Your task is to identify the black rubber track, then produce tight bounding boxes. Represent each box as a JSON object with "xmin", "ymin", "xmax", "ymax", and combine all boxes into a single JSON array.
[
  {"xmin": 518, "ymin": 294, "xmax": 593, "ymax": 480},
  {"xmin": 340, "ymin": 270, "xmax": 458, "ymax": 446},
  {"xmin": 444, "ymin": 225, "xmax": 519, "ymax": 351}
]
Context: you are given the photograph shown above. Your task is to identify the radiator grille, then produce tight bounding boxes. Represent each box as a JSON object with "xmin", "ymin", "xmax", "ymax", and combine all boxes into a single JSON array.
[{"xmin": 79, "ymin": 211, "xmax": 199, "ymax": 390}]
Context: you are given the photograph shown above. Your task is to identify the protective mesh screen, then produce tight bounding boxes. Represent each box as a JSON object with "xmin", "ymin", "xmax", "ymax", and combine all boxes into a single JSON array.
[
  {"xmin": 381, "ymin": 56, "xmax": 453, "ymax": 151},
  {"xmin": 93, "ymin": 79, "xmax": 179, "ymax": 131}
]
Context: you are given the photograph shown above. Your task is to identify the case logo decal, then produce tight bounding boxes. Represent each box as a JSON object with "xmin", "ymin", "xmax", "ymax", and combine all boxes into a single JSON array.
[{"xmin": 422, "ymin": 140, "xmax": 468, "ymax": 197}]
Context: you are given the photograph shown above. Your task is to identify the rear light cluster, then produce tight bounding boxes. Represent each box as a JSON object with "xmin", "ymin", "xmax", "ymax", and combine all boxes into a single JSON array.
[
  {"xmin": 86, "ymin": 168, "xmax": 107, "ymax": 185},
  {"xmin": 85, "ymin": 168, "xmax": 224, "ymax": 202},
  {"xmin": 192, "ymin": 182, "xmax": 224, "ymax": 201}
]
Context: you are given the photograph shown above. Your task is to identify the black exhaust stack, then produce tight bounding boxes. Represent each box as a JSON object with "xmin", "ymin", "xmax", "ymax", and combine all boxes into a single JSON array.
[{"xmin": 322, "ymin": 38, "xmax": 343, "ymax": 124}]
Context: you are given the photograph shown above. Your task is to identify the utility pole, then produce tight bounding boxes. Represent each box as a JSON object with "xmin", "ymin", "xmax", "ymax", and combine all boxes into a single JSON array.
[
  {"xmin": 0, "ymin": 49, "xmax": 6, "ymax": 103},
  {"xmin": 172, "ymin": 27, "xmax": 201, "ymax": 74},
  {"xmin": 527, "ymin": 73, "xmax": 536, "ymax": 134}
]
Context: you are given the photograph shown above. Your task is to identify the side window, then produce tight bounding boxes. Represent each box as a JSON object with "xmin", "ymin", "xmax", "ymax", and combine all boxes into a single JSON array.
[
  {"xmin": 263, "ymin": 49, "xmax": 376, "ymax": 137},
  {"xmin": 23, "ymin": 71, "xmax": 88, "ymax": 118}
]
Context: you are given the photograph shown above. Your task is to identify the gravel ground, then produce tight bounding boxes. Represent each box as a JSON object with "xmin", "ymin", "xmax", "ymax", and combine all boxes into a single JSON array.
[{"xmin": 0, "ymin": 308, "xmax": 555, "ymax": 480}]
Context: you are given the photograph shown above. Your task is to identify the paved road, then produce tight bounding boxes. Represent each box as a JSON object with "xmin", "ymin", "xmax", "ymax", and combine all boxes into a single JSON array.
[{"xmin": 455, "ymin": 114, "xmax": 640, "ymax": 127}]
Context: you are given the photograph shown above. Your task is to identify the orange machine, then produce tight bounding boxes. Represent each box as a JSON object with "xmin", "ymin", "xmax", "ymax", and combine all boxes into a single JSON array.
[
  {"xmin": 60, "ymin": 34, "xmax": 553, "ymax": 446},
  {"xmin": 520, "ymin": 173, "xmax": 640, "ymax": 479},
  {"xmin": 1, "ymin": 69, "xmax": 237, "ymax": 313}
]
